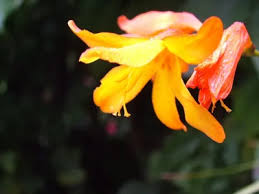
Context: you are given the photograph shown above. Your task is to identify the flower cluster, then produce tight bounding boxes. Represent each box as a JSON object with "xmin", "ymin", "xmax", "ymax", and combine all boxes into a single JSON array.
[{"xmin": 68, "ymin": 11, "xmax": 254, "ymax": 143}]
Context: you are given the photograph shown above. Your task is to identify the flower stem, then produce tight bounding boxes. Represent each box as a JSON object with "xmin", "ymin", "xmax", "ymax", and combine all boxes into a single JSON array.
[
  {"xmin": 161, "ymin": 160, "xmax": 259, "ymax": 181},
  {"xmin": 244, "ymin": 47, "xmax": 259, "ymax": 57},
  {"xmin": 253, "ymin": 49, "xmax": 259, "ymax": 56}
]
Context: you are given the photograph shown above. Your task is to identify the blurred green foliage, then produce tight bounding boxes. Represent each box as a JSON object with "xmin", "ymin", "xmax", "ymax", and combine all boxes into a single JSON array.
[{"xmin": 1, "ymin": 0, "xmax": 259, "ymax": 194}]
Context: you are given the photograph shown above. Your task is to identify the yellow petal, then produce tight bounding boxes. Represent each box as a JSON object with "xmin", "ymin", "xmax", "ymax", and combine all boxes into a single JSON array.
[
  {"xmin": 100, "ymin": 65, "xmax": 132, "ymax": 84},
  {"xmin": 94, "ymin": 60, "xmax": 158, "ymax": 114},
  {"xmin": 170, "ymin": 56, "xmax": 225, "ymax": 143},
  {"xmin": 152, "ymin": 67, "xmax": 186, "ymax": 130},
  {"xmin": 68, "ymin": 20, "xmax": 146, "ymax": 48},
  {"xmin": 125, "ymin": 61, "xmax": 158, "ymax": 102},
  {"xmin": 93, "ymin": 80, "xmax": 125, "ymax": 114},
  {"xmin": 79, "ymin": 40, "xmax": 165, "ymax": 67},
  {"xmin": 164, "ymin": 16, "xmax": 223, "ymax": 64}
]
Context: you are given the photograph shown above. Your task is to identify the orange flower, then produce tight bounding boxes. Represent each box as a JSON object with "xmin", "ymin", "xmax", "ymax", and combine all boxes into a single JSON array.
[
  {"xmin": 186, "ymin": 22, "xmax": 254, "ymax": 111},
  {"xmin": 68, "ymin": 11, "xmax": 226, "ymax": 143}
]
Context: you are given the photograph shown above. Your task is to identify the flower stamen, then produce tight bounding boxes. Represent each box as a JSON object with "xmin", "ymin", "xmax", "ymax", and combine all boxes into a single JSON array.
[
  {"xmin": 123, "ymin": 103, "xmax": 131, "ymax": 117},
  {"xmin": 211, "ymin": 96, "xmax": 217, "ymax": 113},
  {"xmin": 113, "ymin": 110, "xmax": 121, "ymax": 117},
  {"xmin": 220, "ymin": 100, "xmax": 232, "ymax": 113}
]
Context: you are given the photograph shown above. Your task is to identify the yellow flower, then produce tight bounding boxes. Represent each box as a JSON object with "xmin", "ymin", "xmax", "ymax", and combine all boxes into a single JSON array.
[{"xmin": 68, "ymin": 11, "xmax": 226, "ymax": 143}]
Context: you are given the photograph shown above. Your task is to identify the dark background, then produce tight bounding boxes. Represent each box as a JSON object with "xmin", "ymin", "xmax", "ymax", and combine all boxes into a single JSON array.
[{"xmin": 1, "ymin": 0, "xmax": 259, "ymax": 193}]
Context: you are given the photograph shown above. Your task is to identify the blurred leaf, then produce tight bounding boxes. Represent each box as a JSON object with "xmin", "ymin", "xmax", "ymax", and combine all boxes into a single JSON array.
[
  {"xmin": 57, "ymin": 169, "xmax": 86, "ymax": 186},
  {"xmin": 0, "ymin": 80, "xmax": 7, "ymax": 95},
  {"xmin": 0, "ymin": 0, "xmax": 23, "ymax": 30},
  {"xmin": 21, "ymin": 176, "xmax": 43, "ymax": 194},
  {"xmin": 249, "ymin": 1, "xmax": 259, "ymax": 46},
  {"xmin": 249, "ymin": 2, "xmax": 259, "ymax": 77},
  {"xmin": 148, "ymin": 132, "xmax": 205, "ymax": 180},
  {"xmin": 0, "ymin": 151, "xmax": 16, "ymax": 174},
  {"xmin": 0, "ymin": 178, "xmax": 21, "ymax": 194},
  {"xmin": 225, "ymin": 73, "xmax": 259, "ymax": 140},
  {"xmin": 184, "ymin": 0, "xmax": 251, "ymax": 25},
  {"xmin": 118, "ymin": 181, "xmax": 159, "ymax": 194}
]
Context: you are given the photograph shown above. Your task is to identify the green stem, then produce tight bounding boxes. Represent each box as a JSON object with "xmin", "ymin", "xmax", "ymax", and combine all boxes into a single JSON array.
[
  {"xmin": 244, "ymin": 48, "xmax": 259, "ymax": 57},
  {"xmin": 161, "ymin": 160, "xmax": 259, "ymax": 181}
]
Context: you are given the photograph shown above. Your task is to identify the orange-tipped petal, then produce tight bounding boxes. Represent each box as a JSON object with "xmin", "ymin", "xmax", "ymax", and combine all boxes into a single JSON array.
[
  {"xmin": 186, "ymin": 22, "xmax": 253, "ymax": 107},
  {"xmin": 207, "ymin": 22, "xmax": 252, "ymax": 100},
  {"xmin": 164, "ymin": 16, "xmax": 223, "ymax": 64},
  {"xmin": 79, "ymin": 40, "xmax": 164, "ymax": 67},
  {"xmin": 171, "ymin": 57, "xmax": 225, "ymax": 143},
  {"xmin": 68, "ymin": 20, "xmax": 146, "ymax": 48},
  {"xmin": 94, "ymin": 60, "xmax": 157, "ymax": 115},
  {"xmin": 118, "ymin": 11, "xmax": 202, "ymax": 36},
  {"xmin": 152, "ymin": 66, "xmax": 186, "ymax": 131}
]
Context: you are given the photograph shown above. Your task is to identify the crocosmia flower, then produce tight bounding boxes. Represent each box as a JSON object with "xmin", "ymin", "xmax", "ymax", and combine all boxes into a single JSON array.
[
  {"xmin": 68, "ymin": 11, "xmax": 226, "ymax": 143},
  {"xmin": 186, "ymin": 22, "xmax": 254, "ymax": 111}
]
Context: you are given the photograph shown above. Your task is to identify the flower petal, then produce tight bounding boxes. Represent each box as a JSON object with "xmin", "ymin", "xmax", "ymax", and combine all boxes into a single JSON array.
[
  {"xmin": 94, "ymin": 77, "xmax": 125, "ymax": 114},
  {"xmin": 94, "ymin": 60, "xmax": 157, "ymax": 114},
  {"xmin": 79, "ymin": 40, "xmax": 165, "ymax": 67},
  {"xmin": 207, "ymin": 22, "xmax": 252, "ymax": 100},
  {"xmin": 164, "ymin": 16, "xmax": 223, "ymax": 64},
  {"xmin": 152, "ymin": 66, "xmax": 186, "ymax": 130},
  {"xmin": 198, "ymin": 88, "xmax": 212, "ymax": 109},
  {"xmin": 186, "ymin": 22, "xmax": 253, "ymax": 107},
  {"xmin": 187, "ymin": 71, "xmax": 212, "ymax": 108},
  {"xmin": 171, "ymin": 57, "xmax": 225, "ymax": 143},
  {"xmin": 68, "ymin": 20, "xmax": 146, "ymax": 48},
  {"xmin": 118, "ymin": 11, "xmax": 202, "ymax": 36}
]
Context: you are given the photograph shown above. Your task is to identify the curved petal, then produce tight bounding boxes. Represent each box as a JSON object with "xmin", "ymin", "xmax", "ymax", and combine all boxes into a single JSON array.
[
  {"xmin": 164, "ymin": 16, "xmax": 223, "ymax": 64},
  {"xmin": 171, "ymin": 57, "xmax": 225, "ymax": 143},
  {"xmin": 207, "ymin": 22, "xmax": 252, "ymax": 99},
  {"xmin": 118, "ymin": 11, "xmax": 202, "ymax": 36},
  {"xmin": 94, "ymin": 79, "xmax": 125, "ymax": 114},
  {"xmin": 68, "ymin": 20, "xmax": 146, "ymax": 48},
  {"xmin": 152, "ymin": 67, "xmax": 186, "ymax": 130},
  {"xmin": 79, "ymin": 40, "xmax": 165, "ymax": 67},
  {"xmin": 94, "ymin": 60, "xmax": 158, "ymax": 115},
  {"xmin": 186, "ymin": 68, "xmax": 212, "ymax": 108},
  {"xmin": 186, "ymin": 22, "xmax": 253, "ymax": 108}
]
